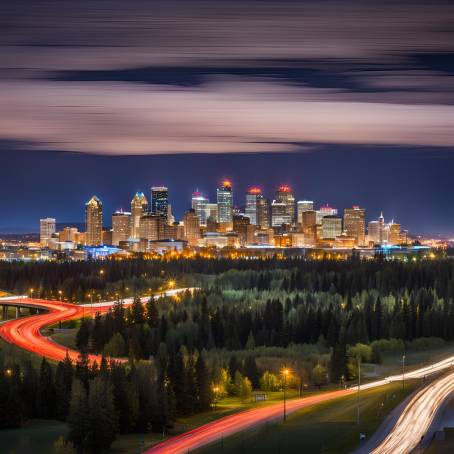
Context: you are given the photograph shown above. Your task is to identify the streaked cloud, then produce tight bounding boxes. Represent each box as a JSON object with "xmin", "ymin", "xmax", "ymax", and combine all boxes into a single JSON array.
[{"xmin": 1, "ymin": 0, "xmax": 454, "ymax": 154}]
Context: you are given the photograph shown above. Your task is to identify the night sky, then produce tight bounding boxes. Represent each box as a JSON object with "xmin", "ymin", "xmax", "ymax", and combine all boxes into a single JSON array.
[{"xmin": 1, "ymin": 1, "xmax": 454, "ymax": 234}]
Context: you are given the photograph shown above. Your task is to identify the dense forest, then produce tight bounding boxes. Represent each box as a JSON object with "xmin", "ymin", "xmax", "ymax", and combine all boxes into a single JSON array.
[{"xmin": 2, "ymin": 257, "xmax": 454, "ymax": 451}]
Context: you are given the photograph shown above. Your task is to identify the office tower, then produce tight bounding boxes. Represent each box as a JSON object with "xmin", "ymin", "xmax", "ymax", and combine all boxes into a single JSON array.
[
  {"xmin": 85, "ymin": 196, "xmax": 103, "ymax": 246},
  {"xmin": 245, "ymin": 187, "xmax": 269, "ymax": 229},
  {"xmin": 321, "ymin": 215, "xmax": 342, "ymax": 239},
  {"xmin": 297, "ymin": 200, "xmax": 314, "ymax": 224},
  {"xmin": 217, "ymin": 180, "xmax": 233, "ymax": 224},
  {"xmin": 343, "ymin": 206, "xmax": 366, "ymax": 246},
  {"xmin": 151, "ymin": 186, "xmax": 169, "ymax": 220},
  {"xmin": 112, "ymin": 210, "xmax": 131, "ymax": 245},
  {"xmin": 59, "ymin": 227, "xmax": 79, "ymax": 242},
  {"xmin": 274, "ymin": 185, "xmax": 295, "ymax": 225},
  {"xmin": 257, "ymin": 196, "xmax": 269, "ymax": 229},
  {"xmin": 245, "ymin": 187, "xmax": 260, "ymax": 225},
  {"xmin": 140, "ymin": 213, "xmax": 166, "ymax": 241},
  {"xmin": 130, "ymin": 192, "xmax": 148, "ymax": 239},
  {"xmin": 388, "ymin": 221, "xmax": 401, "ymax": 245},
  {"xmin": 271, "ymin": 201, "xmax": 289, "ymax": 227},
  {"xmin": 368, "ymin": 212, "xmax": 389, "ymax": 245},
  {"xmin": 192, "ymin": 191, "xmax": 209, "ymax": 226},
  {"xmin": 205, "ymin": 203, "xmax": 218, "ymax": 225},
  {"xmin": 40, "ymin": 218, "xmax": 56, "ymax": 245},
  {"xmin": 233, "ymin": 214, "xmax": 252, "ymax": 246},
  {"xmin": 302, "ymin": 210, "xmax": 317, "ymax": 245},
  {"xmin": 183, "ymin": 209, "xmax": 201, "ymax": 246}
]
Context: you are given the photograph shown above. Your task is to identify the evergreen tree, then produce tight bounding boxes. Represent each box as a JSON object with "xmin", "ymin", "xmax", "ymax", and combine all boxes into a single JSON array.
[
  {"xmin": 195, "ymin": 354, "xmax": 211, "ymax": 411},
  {"xmin": 37, "ymin": 357, "xmax": 56, "ymax": 418},
  {"xmin": 86, "ymin": 377, "xmax": 117, "ymax": 452},
  {"xmin": 243, "ymin": 355, "xmax": 260, "ymax": 389},
  {"xmin": 68, "ymin": 379, "xmax": 89, "ymax": 450}
]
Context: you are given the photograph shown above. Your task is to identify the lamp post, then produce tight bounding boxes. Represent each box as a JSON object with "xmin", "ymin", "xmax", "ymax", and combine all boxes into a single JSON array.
[
  {"xmin": 282, "ymin": 367, "xmax": 290, "ymax": 421},
  {"xmin": 213, "ymin": 386, "xmax": 220, "ymax": 410},
  {"xmin": 29, "ymin": 288, "xmax": 34, "ymax": 299},
  {"xmin": 402, "ymin": 354, "xmax": 406, "ymax": 390},
  {"xmin": 357, "ymin": 356, "xmax": 361, "ymax": 426}
]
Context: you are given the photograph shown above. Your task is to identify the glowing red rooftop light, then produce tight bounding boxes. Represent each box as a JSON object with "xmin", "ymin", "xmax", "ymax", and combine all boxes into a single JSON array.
[
  {"xmin": 248, "ymin": 187, "xmax": 262, "ymax": 194},
  {"xmin": 222, "ymin": 180, "xmax": 232, "ymax": 188},
  {"xmin": 278, "ymin": 185, "xmax": 291, "ymax": 193}
]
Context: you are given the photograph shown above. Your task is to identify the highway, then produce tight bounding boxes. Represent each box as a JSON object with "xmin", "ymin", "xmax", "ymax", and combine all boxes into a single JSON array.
[
  {"xmin": 0, "ymin": 288, "xmax": 194, "ymax": 364},
  {"xmin": 370, "ymin": 370, "xmax": 454, "ymax": 454}
]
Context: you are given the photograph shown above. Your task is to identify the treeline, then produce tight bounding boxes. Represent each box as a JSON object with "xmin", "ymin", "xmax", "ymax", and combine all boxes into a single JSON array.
[
  {"xmin": 2, "ymin": 255, "xmax": 454, "ymax": 302},
  {"xmin": 79, "ymin": 287, "xmax": 454, "ymax": 365}
]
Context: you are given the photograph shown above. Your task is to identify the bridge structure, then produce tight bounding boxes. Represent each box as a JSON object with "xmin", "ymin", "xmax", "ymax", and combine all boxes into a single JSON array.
[{"xmin": 0, "ymin": 295, "xmax": 44, "ymax": 321}]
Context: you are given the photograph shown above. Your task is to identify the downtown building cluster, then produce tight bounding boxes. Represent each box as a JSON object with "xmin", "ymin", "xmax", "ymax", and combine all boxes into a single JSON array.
[{"xmin": 39, "ymin": 182, "xmax": 410, "ymax": 257}]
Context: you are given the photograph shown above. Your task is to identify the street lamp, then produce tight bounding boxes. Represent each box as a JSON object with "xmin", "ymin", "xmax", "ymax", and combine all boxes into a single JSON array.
[
  {"xmin": 281, "ymin": 367, "xmax": 290, "ymax": 421},
  {"xmin": 5, "ymin": 368, "xmax": 12, "ymax": 377},
  {"xmin": 58, "ymin": 290, "xmax": 63, "ymax": 300},
  {"xmin": 29, "ymin": 288, "xmax": 34, "ymax": 299},
  {"xmin": 213, "ymin": 386, "xmax": 220, "ymax": 410},
  {"xmin": 168, "ymin": 279, "xmax": 176, "ymax": 290}
]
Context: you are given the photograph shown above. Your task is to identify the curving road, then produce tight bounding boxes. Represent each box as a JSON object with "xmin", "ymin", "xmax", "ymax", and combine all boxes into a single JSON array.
[{"xmin": 0, "ymin": 289, "xmax": 194, "ymax": 364}]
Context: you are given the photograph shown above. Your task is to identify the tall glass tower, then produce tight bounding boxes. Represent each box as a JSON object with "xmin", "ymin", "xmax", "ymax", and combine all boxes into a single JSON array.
[
  {"xmin": 151, "ymin": 186, "xmax": 168, "ymax": 220},
  {"xmin": 191, "ymin": 190, "xmax": 209, "ymax": 226},
  {"xmin": 245, "ymin": 187, "xmax": 269, "ymax": 228},
  {"xmin": 216, "ymin": 180, "xmax": 233, "ymax": 223},
  {"xmin": 85, "ymin": 195, "xmax": 103, "ymax": 246},
  {"xmin": 130, "ymin": 192, "xmax": 148, "ymax": 239}
]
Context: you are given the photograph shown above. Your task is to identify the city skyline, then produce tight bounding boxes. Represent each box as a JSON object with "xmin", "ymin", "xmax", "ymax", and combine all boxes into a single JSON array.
[{"xmin": 2, "ymin": 147, "xmax": 454, "ymax": 236}]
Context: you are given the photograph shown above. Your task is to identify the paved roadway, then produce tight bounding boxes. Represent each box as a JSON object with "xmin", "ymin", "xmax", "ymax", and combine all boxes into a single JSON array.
[
  {"xmin": 369, "ymin": 370, "xmax": 454, "ymax": 454},
  {"xmin": 0, "ymin": 288, "xmax": 194, "ymax": 364}
]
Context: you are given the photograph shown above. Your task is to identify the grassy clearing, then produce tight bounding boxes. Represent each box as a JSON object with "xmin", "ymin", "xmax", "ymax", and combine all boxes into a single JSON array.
[
  {"xmin": 195, "ymin": 381, "xmax": 417, "ymax": 454},
  {"xmin": 49, "ymin": 329, "xmax": 78, "ymax": 350},
  {"xmin": 2, "ymin": 419, "xmax": 68, "ymax": 454}
]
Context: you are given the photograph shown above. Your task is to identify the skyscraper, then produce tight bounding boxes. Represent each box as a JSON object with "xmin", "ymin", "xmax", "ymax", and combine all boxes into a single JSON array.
[
  {"xmin": 112, "ymin": 210, "xmax": 131, "ymax": 245},
  {"xmin": 297, "ymin": 200, "xmax": 314, "ymax": 224},
  {"xmin": 271, "ymin": 201, "xmax": 289, "ymax": 227},
  {"xmin": 368, "ymin": 212, "xmax": 386, "ymax": 245},
  {"xmin": 321, "ymin": 215, "xmax": 342, "ymax": 239},
  {"xmin": 151, "ymin": 186, "xmax": 169, "ymax": 220},
  {"xmin": 85, "ymin": 196, "xmax": 103, "ymax": 246},
  {"xmin": 388, "ymin": 221, "xmax": 401, "ymax": 245},
  {"xmin": 257, "ymin": 196, "xmax": 270, "ymax": 229},
  {"xmin": 183, "ymin": 209, "xmax": 201, "ymax": 246},
  {"xmin": 130, "ymin": 192, "xmax": 148, "ymax": 239},
  {"xmin": 245, "ymin": 187, "xmax": 269, "ymax": 228},
  {"xmin": 191, "ymin": 191, "xmax": 209, "ymax": 226},
  {"xmin": 274, "ymin": 185, "xmax": 295, "ymax": 225},
  {"xmin": 217, "ymin": 180, "xmax": 233, "ymax": 224},
  {"xmin": 302, "ymin": 210, "xmax": 317, "ymax": 245},
  {"xmin": 343, "ymin": 206, "xmax": 366, "ymax": 246},
  {"xmin": 40, "ymin": 218, "xmax": 56, "ymax": 245},
  {"xmin": 140, "ymin": 213, "xmax": 166, "ymax": 241}
]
